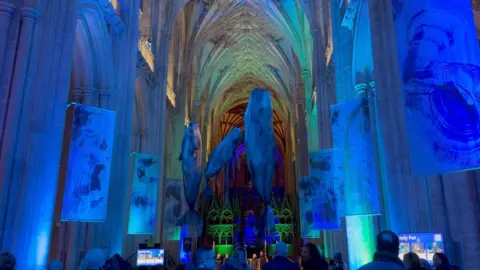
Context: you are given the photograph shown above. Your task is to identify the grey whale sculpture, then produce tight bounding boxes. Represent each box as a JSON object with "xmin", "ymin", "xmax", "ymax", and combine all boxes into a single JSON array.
[
  {"xmin": 203, "ymin": 127, "xmax": 243, "ymax": 199},
  {"xmin": 244, "ymin": 89, "xmax": 276, "ymax": 235},
  {"xmin": 176, "ymin": 122, "xmax": 203, "ymax": 234}
]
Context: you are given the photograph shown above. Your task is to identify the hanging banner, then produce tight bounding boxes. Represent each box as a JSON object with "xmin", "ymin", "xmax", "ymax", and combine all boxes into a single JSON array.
[
  {"xmin": 308, "ymin": 150, "xmax": 341, "ymax": 231},
  {"xmin": 298, "ymin": 176, "xmax": 321, "ymax": 238},
  {"xmin": 299, "ymin": 150, "xmax": 341, "ymax": 237},
  {"xmin": 331, "ymin": 98, "xmax": 380, "ymax": 216},
  {"xmin": 162, "ymin": 178, "xmax": 187, "ymax": 240},
  {"xmin": 61, "ymin": 104, "xmax": 116, "ymax": 222},
  {"xmin": 127, "ymin": 153, "xmax": 160, "ymax": 234},
  {"xmin": 392, "ymin": 1, "xmax": 480, "ymax": 176}
]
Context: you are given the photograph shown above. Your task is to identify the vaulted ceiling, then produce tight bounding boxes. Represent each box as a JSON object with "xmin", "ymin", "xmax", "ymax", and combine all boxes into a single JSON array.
[{"xmin": 167, "ymin": 0, "xmax": 312, "ymax": 117}]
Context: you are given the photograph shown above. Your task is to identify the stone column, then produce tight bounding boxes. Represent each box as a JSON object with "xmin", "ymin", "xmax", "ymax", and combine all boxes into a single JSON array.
[
  {"xmin": 301, "ymin": 70, "xmax": 318, "ymax": 151},
  {"xmin": 0, "ymin": 5, "xmax": 39, "ymax": 249},
  {"xmin": 294, "ymin": 97, "xmax": 309, "ymax": 177},
  {"xmin": 379, "ymin": 1, "xmax": 480, "ymax": 267},
  {"xmin": 367, "ymin": 0, "xmax": 430, "ymax": 241},
  {"xmin": 0, "ymin": 2, "xmax": 15, "ymax": 149},
  {"xmin": 0, "ymin": 1, "xmax": 15, "ymax": 74},
  {"xmin": 0, "ymin": 0, "xmax": 80, "ymax": 268},
  {"xmin": 153, "ymin": 28, "xmax": 172, "ymax": 243},
  {"xmin": 99, "ymin": 88, "xmax": 111, "ymax": 108},
  {"xmin": 82, "ymin": 86, "xmax": 98, "ymax": 106},
  {"xmin": 311, "ymin": 0, "xmax": 349, "ymax": 259},
  {"xmin": 284, "ymin": 115, "xmax": 294, "ymax": 193},
  {"xmin": 70, "ymin": 88, "xmax": 83, "ymax": 103},
  {"xmin": 103, "ymin": 0, "xmax": 141, "ymax": 256}
]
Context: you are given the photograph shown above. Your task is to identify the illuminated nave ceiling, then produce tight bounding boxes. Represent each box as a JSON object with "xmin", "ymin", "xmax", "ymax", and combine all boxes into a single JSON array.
[{"xmin": 144, "ymin": 0, "xmax": 313, "ymax": 118}]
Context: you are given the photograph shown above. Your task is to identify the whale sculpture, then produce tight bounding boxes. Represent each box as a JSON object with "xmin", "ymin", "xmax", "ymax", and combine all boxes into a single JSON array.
[
  {"xmin": 204, "ymin": 127, "xmax": 243, "ymax": 200},
  {"xmin": 244, "ymin": 89, "xmax": 276, "ymax": 235},
  {"xmin": 176, "ymin": 122, "xmax": 203, "ymax": 234}
]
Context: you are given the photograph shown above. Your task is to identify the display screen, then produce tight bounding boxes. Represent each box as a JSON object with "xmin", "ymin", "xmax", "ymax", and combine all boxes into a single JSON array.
[
  {"xmin": 398, "ymin": 233, "xmax": 444, "ymax": 264},
  {"xmin": 137, "ymin": 249, "xmax": 165, "ymax": 266}
]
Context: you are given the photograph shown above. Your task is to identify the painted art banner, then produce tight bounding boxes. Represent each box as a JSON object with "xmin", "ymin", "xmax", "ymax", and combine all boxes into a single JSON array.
[
  {"xmin": 299, "ymin": 150, "xmax": 341, "ymax": 238},
  {"xmin": 127, "ymin": 153, "xmax": 160, "ymax": 234},
  {"xmin": 392, "ymin": 0, "xmax": 480, "ymax": 176},
  {"xmin": 163, "ymin": 178, "xmax": 187, "ymax": 240},
  {"xmin": 331, "ymin": 98, "xmax": 380, "ymax": 216},
  {"xmin": 298, "ymin": 176, "xmax": 321, "ymax": 238},
  {"xmin": 61, "ymin": 104, "xmax": 116, "ymax": 222},
  {"xmin": 308, "ymin": 150, "xmax": 341, "ymax": 231}
]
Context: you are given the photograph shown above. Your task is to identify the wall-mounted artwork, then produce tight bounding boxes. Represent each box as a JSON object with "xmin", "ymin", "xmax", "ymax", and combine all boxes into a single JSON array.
[
  {"xmin": 331, "ymin": 98, "xmax": 380, "ymax": 216},
  {"xmin": 392, "ymin": 2, "xmax": 480, "ymax": 176},
  {"xmin": 163, "ymin": 178, "xmax": 187, "ymax": 241},
  {"xmin": 127, "ymin": 153, "xmax": 160, "ymax": 234},
  {"xmin": 61, "ymin": 104, "xmax": 116, "ymax": 222}
]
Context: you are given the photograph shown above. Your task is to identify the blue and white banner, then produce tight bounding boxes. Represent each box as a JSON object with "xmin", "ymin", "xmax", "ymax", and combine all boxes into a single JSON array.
[
  {"xmin": 61, "ymin": 104, "xmax": 116, "ymax": 222},
  {"xmin": 331, "ymin": 98, "xmax": 380, "ymax": 216},
  {"xmin": 127, "ymin": 153, "xmax": 160, "ymax": 234}
]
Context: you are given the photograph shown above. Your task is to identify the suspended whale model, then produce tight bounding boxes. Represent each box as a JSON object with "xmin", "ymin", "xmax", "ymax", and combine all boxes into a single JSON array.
[
  {"xmin": 203, "ymin": 127, "xmax": 243, "ymax": 200},
  {"xmin": 244, "ymin": 89, "xmax": 276, "ymax": 236},
  {"xmin": 176, "ymin": 122, "xmax": 203, "ymax": 234},
  {"xmin": 177, "ymin": 90, "xmax": 276, "ymax": 237}
]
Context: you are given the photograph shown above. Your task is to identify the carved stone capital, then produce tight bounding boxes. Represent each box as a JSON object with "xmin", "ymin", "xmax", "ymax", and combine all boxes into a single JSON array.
[
  {"xmin": 99, "ymin": 88, "xmax": 110, "ymax": 107},
  {"xmin": 20, "ymin": 7, "xmax": 39, "ymax": 22},
  {"xmin": 99, "ymin": 88, "xmax": 110, "ymax": 97},
  {"xmin": 0, "ymin": 2, "xmax": 15, "ymax": 17},
  {"xmin": 71, "ymin": 88, "xmax": 83, "ymax": 102},
  {"xmin": 82, "ymin": 86, "xmax": 97, "ymax": 96}
]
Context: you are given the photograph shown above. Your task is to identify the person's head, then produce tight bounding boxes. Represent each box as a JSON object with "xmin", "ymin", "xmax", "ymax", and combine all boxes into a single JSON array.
[
  {"xmin": 275, "ymin": 242, "xmax": 288, "ymax": 257},
  {"xmin": 433, "ymin": 253, "xmax": 451, "ymax": 268},
  {"xmin": 0, "ymin": 252, "xmax": 15, "ymax": 270},
  {"xmin": 252, "ymin": 253, "xmax": 257, "ymax": 259},
  {"xmin": 232, "ymin": 247, "xmax": 247, "ymax": 263},
  {"xmin": 260, "ymin": 251, "xmax": 264, "ymax": 257},
  {"xmin": 403, "ymin": 252, "xmax": 421, "ymax": 268},
  {"xmin": 193, "ymin": 247, "xmax": 216, "ymax": 269},
  {"xmin": 216, "ymin": 254, "xmax": 221, "ymax": 260},
  {"xmin": 225, "ymin": 253, "xmax": 229, "ymax": 259},
  {"xmin": 333, "ymin": 252, "xmax": 343, "ymax": 263},
  {"xmin": 301, "ymin": 243, "xmax": 322, "ymax": 262},
  {"xmin": 376, "ymin": 231, "xmax": 400, "ymax": 255}
]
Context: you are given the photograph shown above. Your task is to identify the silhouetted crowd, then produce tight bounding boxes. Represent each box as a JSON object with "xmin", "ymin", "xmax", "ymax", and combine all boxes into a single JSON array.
[
  {"xmin": 0, "ymin": 231, "xmax": 459, "ymax": 270},
  {"xmin": 183, "ymin": 231, "xmax": 459, "ymax": 270}
]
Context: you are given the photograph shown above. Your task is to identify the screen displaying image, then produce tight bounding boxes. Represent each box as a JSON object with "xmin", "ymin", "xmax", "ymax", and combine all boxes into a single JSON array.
[
  {"xmin": 397, "ymin": 233, "xmax": 444, "ymax": 265},
  {"xmin": 137, "ymin": 249, "xmax": 165, "ymax": 266}
]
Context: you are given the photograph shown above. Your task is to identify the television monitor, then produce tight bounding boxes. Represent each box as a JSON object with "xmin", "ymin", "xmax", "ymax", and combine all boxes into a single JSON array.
[
  {"xmin": 397, "ymin": 233, "xmax": 444, "ymax": 264},
  {"xmin": 137, "ymin": 249, "xmax": 165, "ymax": 267}
]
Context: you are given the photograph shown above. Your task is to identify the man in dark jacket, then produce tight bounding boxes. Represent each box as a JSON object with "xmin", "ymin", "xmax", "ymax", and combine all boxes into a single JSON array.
[
  {"xmin": 358, "ymin": 231, "xmax": 406, "ymax": 270},
  {"xmin": 263, "ymin": 242, "xmax": 299, "ymax": 270}
]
